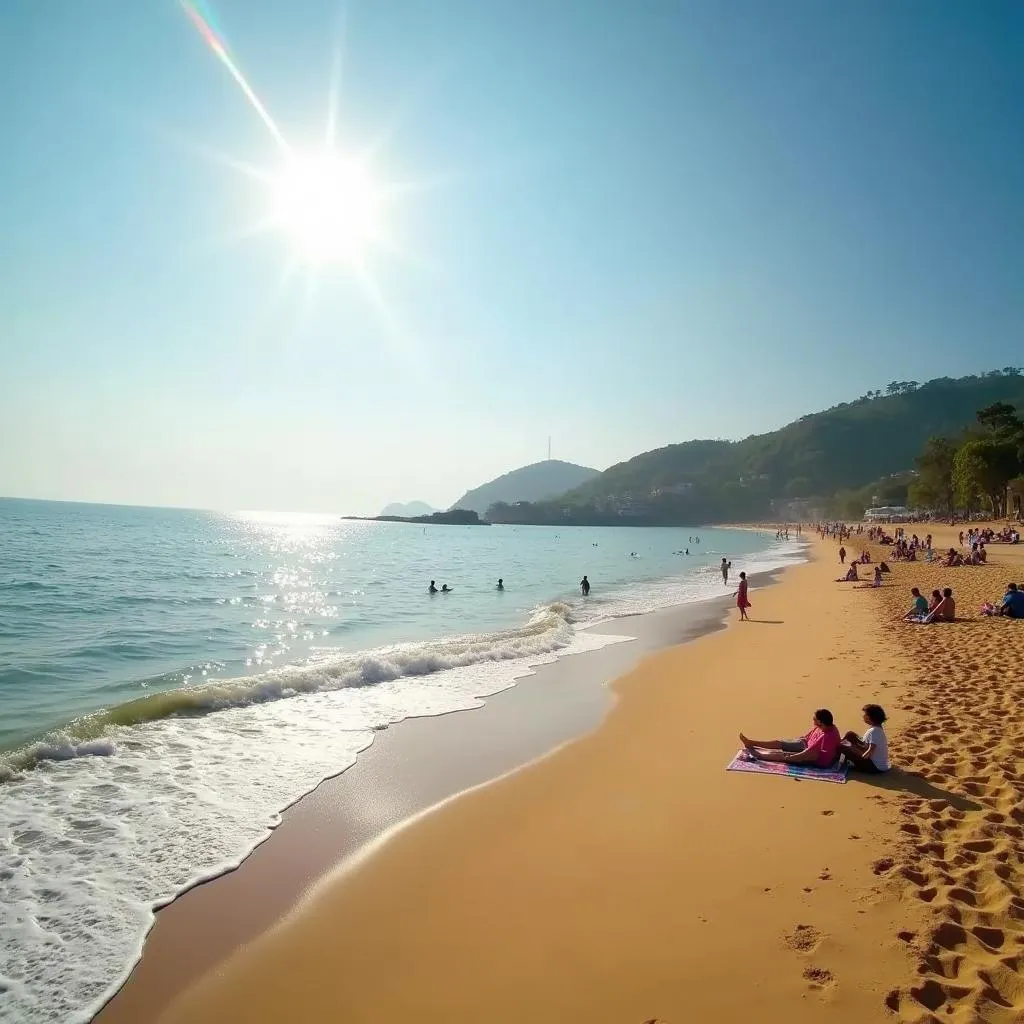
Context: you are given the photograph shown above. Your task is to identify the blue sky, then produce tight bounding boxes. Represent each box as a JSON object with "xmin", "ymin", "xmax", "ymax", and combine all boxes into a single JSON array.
[{"xmin": 2, "ymin": 0, "xmax": 1022, "ymax": 513}]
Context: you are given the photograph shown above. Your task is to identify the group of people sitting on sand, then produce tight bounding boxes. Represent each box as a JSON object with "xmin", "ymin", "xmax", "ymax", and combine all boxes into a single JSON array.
[
  {"xmin": 836, "ymin": 560, "xmax": 891, "ymax": 585},
  {"xmin": 902, "ymin": 586, "xmax": 955, "ymax": 623},
  {"xmin": 739, "ymin": 705, "xmax": 890, "ymax": 774},
  {"xmin": 890, "ymin": 537, "xmax": 922, "ymax": 561},
  {"xmin": 962, "ymin": 526, "xmax": 1021, "ymax": 546},
  {"xmin": 941, "ymin": 542, "xmax": 987, "ymax": 567}
]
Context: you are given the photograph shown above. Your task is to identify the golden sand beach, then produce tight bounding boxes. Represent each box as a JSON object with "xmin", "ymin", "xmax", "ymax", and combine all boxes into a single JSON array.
[{"xmin": 114, "ymin": 526, "xmax": 1024, "ymax": 1024}]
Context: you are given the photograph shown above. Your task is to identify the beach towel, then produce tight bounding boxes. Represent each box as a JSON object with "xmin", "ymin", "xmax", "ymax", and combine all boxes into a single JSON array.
[{"xmin": 726, "ymin": 750, "xmax": 849, "ymax": 784}]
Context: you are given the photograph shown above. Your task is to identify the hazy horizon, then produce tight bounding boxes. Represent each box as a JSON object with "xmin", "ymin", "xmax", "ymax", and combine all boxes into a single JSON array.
[{"xmin": 3, "ymin": 1, "xmax": 1023, "ymax": 515}]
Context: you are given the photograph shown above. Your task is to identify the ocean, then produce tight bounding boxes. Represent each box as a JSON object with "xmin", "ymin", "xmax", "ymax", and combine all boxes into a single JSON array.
[{"xmin": 0, "ymin": 498, "xmax": 805, "ymax": 1022}]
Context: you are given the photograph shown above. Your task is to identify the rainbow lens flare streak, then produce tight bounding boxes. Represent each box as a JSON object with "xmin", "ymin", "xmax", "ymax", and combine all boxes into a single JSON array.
[{"xmin": 180, "ymin": 0, "xmax": 290, "ymax": 154}]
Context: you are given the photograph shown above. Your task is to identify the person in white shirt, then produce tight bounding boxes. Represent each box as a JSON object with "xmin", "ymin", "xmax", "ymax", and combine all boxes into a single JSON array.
[{"xmin": 840, "ymin": 704, "xmax": 890, "ymax": 773}]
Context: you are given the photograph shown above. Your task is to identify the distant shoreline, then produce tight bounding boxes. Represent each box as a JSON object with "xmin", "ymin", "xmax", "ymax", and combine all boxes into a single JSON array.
[{"xmin": 341, "ymin": 510, "xmax": 489, "ymax": 526}]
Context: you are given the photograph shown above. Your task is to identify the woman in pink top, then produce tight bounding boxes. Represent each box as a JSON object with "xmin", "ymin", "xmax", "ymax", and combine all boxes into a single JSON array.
[
  {"xmin": 736, "ymin": 571, "xmax": 751, "ymax": 621},
  {"xmin": 739, "ymin": 709, "xmax": 841, "ymax": 768}
]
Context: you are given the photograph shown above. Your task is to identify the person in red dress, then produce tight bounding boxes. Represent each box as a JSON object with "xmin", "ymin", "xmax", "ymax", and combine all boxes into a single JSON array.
[{"xmin": 736, "ymin": 571, "xmax": 751, "ymax": 621}]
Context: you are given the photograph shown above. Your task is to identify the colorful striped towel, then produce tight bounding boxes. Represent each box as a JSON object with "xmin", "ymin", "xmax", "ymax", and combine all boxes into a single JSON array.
[{"xmin": 726, "ymin": 750, "xmax": 849, "ymax": 784}]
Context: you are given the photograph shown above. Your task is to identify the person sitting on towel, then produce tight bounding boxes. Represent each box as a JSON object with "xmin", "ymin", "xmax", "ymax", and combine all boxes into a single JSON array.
[
  {"xmin": 902, "ymin": 587, "xmax": 929, "ymax": 620},
  {"xmin": 739, "ymin": 709, "xmax": 841, "ymax": 767},
  {"xmin": 839, "ymin": 704, "xmax": 890, "ymax": 773},
  {"xmin": 924, "ymin": 587, "xmax": 955, "ymax": 622}
]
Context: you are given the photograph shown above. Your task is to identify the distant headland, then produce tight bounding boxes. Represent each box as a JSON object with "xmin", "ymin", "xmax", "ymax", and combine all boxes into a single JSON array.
[{"xmin": 343, "ymin": 508, "xmax": 487, "ymax": 526}]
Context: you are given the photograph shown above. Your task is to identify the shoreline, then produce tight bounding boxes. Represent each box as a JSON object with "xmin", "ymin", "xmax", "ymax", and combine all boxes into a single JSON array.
[
  {"xmin": 149, "ymin": 539, "xmax": 931, "ymax": 1024},
  {"xmin": 95, "ymin": 525, "xmax": 1024, "ymax": 1023},
  {"xmin": 94, "ymin": 578, "xmax": 781, "ymax": 1022}
]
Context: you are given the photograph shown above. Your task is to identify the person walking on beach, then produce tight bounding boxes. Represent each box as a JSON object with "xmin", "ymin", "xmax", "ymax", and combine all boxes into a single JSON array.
[
  {"xmin": 839, "ymin": 545, "xmax": 847, "ymax": 564},
  {"xmin": 580, "ymin": 575, "xmax": 591, "ymax": 596},
  {"xmin": 721, "ymin": 558, "xmax": 731, "ymax": 584},
  {"xmin": 736, "ymin": 571, "xmax": 751, "ymax": 621}
]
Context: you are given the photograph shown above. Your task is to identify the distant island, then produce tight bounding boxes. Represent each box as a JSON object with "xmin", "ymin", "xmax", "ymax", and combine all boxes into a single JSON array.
[
  {"xmin": 379, "ymin": 500, "xmax": 438, "ymax": 518},
  {"xmin": 450, "ymin": 459, "xmax": 599, "ymax": 515},
  {"xmin": 344, "ymin": 508, "xmax": 487, "ymax": 526}
]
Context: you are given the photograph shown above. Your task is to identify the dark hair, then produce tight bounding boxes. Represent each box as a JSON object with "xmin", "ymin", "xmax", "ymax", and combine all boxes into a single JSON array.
[
  {"xmin": 814, "ymin": 708, "xmax": 834, "ymax": 727},
  {"xmin": 862, "ymin": 704, "xmax": 887, "ymax": 726},
  {"xmin": 911, "ymin": 587, "xmax": 920, "ymax": 596},
  {"xmin": 739, "ymin": 571, "xmax": 746, "ymax": 579},
  {"xmin": 1009, "ymin": 583, "xmax": 1019, "ymax": 592},
  {"xmin": 931, "ymin": 589, "xmax": 941, "ymax": 599},
  {"xmin": 943, "ymin": 587, "xmax": 952, "ymax": 598}
]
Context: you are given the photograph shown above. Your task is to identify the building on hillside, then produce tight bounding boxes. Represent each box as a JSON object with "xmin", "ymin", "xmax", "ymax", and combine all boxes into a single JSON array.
[
  {"xmin": 863, "ymin": 505, "xmax": 909, "ymax": 522},
  {"xmin": 608, "ymin": 497, "xmax": 651, "ymax": 517},
  {"xmin": 651, "ymin": 482, "xmax": 693, "ymax": 497}
]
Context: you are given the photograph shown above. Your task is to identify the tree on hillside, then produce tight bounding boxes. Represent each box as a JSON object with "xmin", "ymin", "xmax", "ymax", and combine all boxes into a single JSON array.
[
  {"xmin": 976, "ymin": 402, "xmax": 1023, "ymax": 436},
  {"xmin": 885, "ymin": 381, "xmax": 920, "ymax": 396},
  {"xmin": 953, "ymin": 438, "xmax": 1020, "ymax": 519},
  {"xmin": 909, "ymin": 437, "xmax": 957, "ymax": 520}
]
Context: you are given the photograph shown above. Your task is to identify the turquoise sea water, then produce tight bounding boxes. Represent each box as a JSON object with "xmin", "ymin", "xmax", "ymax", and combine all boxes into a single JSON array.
[{"xmin": 0, "ymin": 498, "xmax": 803, "ymax": 1022}]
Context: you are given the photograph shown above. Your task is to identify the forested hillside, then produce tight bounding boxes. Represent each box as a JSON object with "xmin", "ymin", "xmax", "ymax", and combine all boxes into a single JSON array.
[{"xmin": 487, "ymin": 372, "xmax": 1024, "ymax": 525}]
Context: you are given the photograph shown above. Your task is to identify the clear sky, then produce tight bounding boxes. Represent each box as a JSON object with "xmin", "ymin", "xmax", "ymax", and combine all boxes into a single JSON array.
[{"xmin": 2, "ymin": 0, "xmax": 1022, "ymax": 514}]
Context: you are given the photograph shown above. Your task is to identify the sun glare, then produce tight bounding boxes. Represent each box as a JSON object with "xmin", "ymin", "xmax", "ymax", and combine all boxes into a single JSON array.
[{"xmin": 269, "ymin": 153, "xmax": 385, "ymax": 265}]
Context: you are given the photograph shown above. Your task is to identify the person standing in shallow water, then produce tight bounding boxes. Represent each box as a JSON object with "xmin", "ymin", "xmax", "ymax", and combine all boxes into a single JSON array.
[
  {"xmin": 580, "ymin": 575, "xmax": 590, "ymax": 596},
  {"xmin": 736, "ymin": 571, "xmax": 751, "ymax": 621},
  {"xmin": 721, "ymin": 558, "xmax": 731, "ymax": 584}
]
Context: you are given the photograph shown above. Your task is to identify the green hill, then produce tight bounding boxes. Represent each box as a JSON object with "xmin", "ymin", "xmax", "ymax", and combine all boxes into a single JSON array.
[
  {"xmin": 451, "ymin": 460, "xmax": 599, "ymax": 516},
  {"xmin": 487, "ymin": 372, "xmax": 1024, "ymax": 525}
]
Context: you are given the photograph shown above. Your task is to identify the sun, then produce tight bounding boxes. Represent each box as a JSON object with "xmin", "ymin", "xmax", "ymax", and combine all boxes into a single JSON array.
[{"xmin": 268, "ymin": 152, "xmax": 385, "ymax": 266}]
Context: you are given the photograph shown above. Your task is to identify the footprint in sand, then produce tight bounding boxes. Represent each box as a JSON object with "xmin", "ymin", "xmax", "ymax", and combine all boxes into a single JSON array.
[
  {"xmin": 785, "ymin": 924, "xmax": 823, "ymax": 953},
  {"xmin": 803, "ymin": 965, "xmax": 836, "ymax": 990}
]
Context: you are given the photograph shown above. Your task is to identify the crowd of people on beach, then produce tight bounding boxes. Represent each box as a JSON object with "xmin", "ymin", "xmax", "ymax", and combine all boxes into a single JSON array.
[
  {"xmin": 767, "ymin": 515, "xmax": 1024, "ymax": 785},
  {"xmin": 829, "ymin": 516, "xmax": 1024, "ymax": 621}
]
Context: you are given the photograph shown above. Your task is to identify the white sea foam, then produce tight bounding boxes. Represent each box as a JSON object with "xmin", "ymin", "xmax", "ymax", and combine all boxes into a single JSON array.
[
  {"xmin": 0, "ymin": 538, "xmax": 807, "ymax": 1023},
  {"xmin": 0, "ymin": 623, "xmax": 631, "ymax": 1023}
]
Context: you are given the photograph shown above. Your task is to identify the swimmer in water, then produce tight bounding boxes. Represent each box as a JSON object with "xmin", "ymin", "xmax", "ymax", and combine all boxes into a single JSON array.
[
  {"xmin": 580, "ymin": 575, "xmax": 591, "ymax": 596},
  {"xmin": 496, "ymin": 578, "xmax": 504, "ymax": 590},
  {"xmin": 429, "ymin": 580, "xmax": 438, "ymax": 594},
  {"xmin": 441, "ymin": 584, "xmax": 452, "ymax": 593}
]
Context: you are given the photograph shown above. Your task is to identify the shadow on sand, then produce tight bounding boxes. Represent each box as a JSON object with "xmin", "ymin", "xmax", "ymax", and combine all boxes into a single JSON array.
[{"xmin": 850, "ymin": 767, "xmax": 982, "ymax": 812}]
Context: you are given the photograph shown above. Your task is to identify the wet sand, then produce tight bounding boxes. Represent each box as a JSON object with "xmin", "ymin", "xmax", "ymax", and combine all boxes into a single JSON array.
[{"xmin": 95, "ymin": 591, "xmax": 743, "ymax": 1022}]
